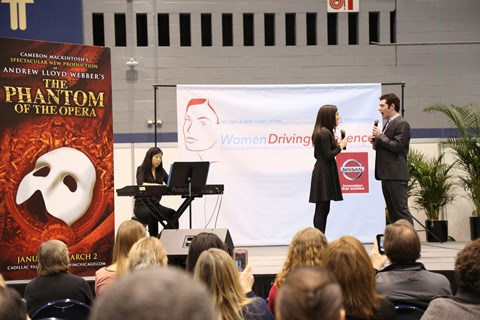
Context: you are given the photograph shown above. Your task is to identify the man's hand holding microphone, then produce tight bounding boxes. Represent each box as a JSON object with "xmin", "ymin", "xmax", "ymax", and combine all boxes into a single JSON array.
[{"xmin": 368, "ymin": 119, "xmax": 381, "ymax": 144}]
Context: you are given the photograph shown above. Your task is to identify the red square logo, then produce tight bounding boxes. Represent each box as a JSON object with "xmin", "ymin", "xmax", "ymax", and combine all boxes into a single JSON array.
[{"xmin": 336, "ymin": 152, "xmax": 369, "ymax": 193}]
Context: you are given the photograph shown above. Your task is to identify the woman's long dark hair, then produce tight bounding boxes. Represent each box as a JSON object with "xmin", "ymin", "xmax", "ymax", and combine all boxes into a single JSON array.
[
  {"xmin": 139, "ymin": 147, "xmax": 164, "ymax": 182},
  {"xmin": 312, "ymin": 105, "xmax": 338, "ymax": 146}
]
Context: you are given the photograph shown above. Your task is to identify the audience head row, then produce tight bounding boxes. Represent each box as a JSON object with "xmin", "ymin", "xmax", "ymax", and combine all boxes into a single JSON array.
[
  {"xmin": 5, "ymin": 220, "xmax": 480, "ymax": 320},
  {"xmin": 13, "ymin": 219, "xmax": 480, "ymax": 320}
]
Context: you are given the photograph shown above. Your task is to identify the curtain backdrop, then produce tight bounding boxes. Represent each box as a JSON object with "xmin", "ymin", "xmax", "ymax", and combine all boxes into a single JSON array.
[{"xmin": 177, "ymin": 84, "xmax": 384, "ymax": 245}]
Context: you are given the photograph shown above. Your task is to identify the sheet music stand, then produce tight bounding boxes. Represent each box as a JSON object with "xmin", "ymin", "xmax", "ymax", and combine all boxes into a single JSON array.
[{"xmin": 167, "ymin": 161, "xmax": 210, "ymax": 228}]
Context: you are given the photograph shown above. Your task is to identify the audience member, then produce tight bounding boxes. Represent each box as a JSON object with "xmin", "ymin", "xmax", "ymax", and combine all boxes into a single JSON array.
[
  {"xmin": 323, "ymin": 236, "xmax": 395, "ymax": 320},
  {"xmin": 194, "ymin": 248, "xmax": 274, "ymax": 320},
  {"xmin": 185, "ymin": 232, "xmax": 229, "ymax": 273},
  {"xmin": 0, "ymin": 286, "xmax": 29, "ymax": 320},
  {"xmin": 23, "ymin": 239, "xmax": 93, "ymax": 317},
  {"xmin": 186, "ymin": 232, "xmax": 255, "ymax": 297},
  {"xmin": 95, "ymin": 220, "xmax": 146, "ymax": 296},
  {"xmin": 275, "ymin": 266, "xmax": 345, "ymax": 320},
  {"xmin": 372, "ymin": 220, "xmax": 452, "ymax": 304},
  {"xmin": 268, "ymin": 227, "xmax": 328, "ymax": 316},
  {"xmin": 128, "ymin": 237, "xmax": 168, "ymax": 271},
  {"xmin": 89, "ymin": 267, "xmax": 217, "ymax": 320},
  {"xmin": 421, "ymin": 239, "xmax": 480, "ymax": 320}
]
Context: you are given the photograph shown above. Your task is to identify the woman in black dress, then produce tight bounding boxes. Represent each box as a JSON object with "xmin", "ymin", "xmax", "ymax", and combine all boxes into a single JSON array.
[
  {"xmin": 134, "ymin": 147, "xmax": 178, "ymax": 237},
  {"xmin": 309, "ymin": 105, "xmax": 347, "ymax": 233}
]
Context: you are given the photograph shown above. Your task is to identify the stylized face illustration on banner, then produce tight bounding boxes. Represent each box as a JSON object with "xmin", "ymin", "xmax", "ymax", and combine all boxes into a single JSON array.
[
  {"xmin": 16, "ymin": 147, "xmax": 96, "ymax": 226},
  {"xmin": 183, "ymin": 99, "xmax": 219, "ymax": 152}
]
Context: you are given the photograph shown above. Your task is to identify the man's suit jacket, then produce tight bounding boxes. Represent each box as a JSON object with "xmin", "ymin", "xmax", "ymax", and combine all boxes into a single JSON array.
[{"xmin": 374, "ymin": 115, "xmax": 411, "ymax": 181}]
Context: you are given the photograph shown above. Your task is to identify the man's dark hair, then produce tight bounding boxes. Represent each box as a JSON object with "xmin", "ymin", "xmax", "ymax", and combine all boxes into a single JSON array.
[
  {"xmin": 380, "ymin": 93, "xmax": 400, "ymax": 112},
  {"xmin": 455, "ymin": 239, "xmax": 480, "ymax": 295}
]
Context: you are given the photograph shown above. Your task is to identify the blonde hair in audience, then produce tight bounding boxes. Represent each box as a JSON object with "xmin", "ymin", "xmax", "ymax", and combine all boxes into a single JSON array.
[
  {"xmin": 194, "ymin": 248, "xmax": 251, "ymax": 320},
  {"xmin": 112, "ymin": 220, "xmax": 146, "ymax": 277},
  {"xmin": 322, "ymin": 236, "xmax": 382, "ymax": 320},
  {"xmin": 37, "ymin": 239, "xmax": 69, "ymax": 276},
  {"xmin": 128, "ymin": 237, "xmax": 168, "ymax": 271},
  {"xmin": 275, "ymin": 227, "xmax": 328, "ymax": 287}
]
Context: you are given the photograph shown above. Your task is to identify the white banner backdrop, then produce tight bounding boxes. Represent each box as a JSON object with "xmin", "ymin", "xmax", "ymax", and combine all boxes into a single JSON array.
[{"xmin": 177, "ymin": 84, "xmax": 384, "ymax": 245}]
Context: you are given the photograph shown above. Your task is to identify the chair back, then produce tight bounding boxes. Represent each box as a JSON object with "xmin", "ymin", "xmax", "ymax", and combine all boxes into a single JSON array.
[
  {"xmin": 394, "ymin": 303, "xmax": 425, "ymax": 320},
  {"xmin": 31, "ymin": 299, "xmax": 91, "ymax": 320}
]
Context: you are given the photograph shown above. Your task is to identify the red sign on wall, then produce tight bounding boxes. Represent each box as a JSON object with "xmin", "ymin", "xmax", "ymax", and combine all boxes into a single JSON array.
[
  {"xmin": 336, "ymin": 152, "xmax": 369, "ymax": 193},
  {"xmin": 327, "ymin": 0, "xmax": 359, "ymax": 12}
]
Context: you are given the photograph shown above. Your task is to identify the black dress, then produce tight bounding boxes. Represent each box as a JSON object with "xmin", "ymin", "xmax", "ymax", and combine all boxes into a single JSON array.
[
  {"xmin": 133, "ymin": 166, "xmax": 178, "ymax": 237},
  {"xmin": 309, "ymin": 128, "xmax": 343, "ymax": 202}
]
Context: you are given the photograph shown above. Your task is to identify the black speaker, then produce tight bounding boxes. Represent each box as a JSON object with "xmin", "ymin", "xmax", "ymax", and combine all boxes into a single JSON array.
[{"xmin": 158, "ymin": 228, "xmax": 234, "ymax": 267}]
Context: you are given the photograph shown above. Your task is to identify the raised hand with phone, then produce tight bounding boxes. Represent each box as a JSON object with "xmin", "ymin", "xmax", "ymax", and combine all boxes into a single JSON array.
[
  {"xmin": 233, "ymin": 248, "xmax": 248, "ymax": 272},
  {"xmin": 369, "ymin": 234, "xmax": 388, "ymax": 271}
]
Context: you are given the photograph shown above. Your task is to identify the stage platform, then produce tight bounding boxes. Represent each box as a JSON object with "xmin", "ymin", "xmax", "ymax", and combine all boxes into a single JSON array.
[
  {"xmin": 247, "ymin": 241, "xmax": 466, "ymax": 299},
  {"xmin": 247, "ymin": 241, "xmax": 464, "ymax": 275}
]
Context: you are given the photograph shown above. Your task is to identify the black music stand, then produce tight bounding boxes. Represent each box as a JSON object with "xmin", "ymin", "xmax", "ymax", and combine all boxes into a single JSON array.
[{"xmin": 167, "ymin": 161, "xmax": 210, "ymax": 228}]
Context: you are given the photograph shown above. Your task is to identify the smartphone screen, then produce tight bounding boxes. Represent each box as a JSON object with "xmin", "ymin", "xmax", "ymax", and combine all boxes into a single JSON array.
[
  {"xmin": 376, "ymin": 234, "xmax": 385, "ymax": 255},
  {"xmin": 233, "ymin": 248, "xmax": 248, "ymax": 272}
]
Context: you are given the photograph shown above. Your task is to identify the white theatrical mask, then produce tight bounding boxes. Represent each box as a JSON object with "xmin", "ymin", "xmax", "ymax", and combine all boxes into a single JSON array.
[{"xmin": 16, "ymin": 147, "xmax": 96, "ymax": 226}]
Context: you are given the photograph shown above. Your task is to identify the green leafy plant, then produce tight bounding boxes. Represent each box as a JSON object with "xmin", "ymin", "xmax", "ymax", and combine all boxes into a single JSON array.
[
  {"xmin": 408, "ymin": 152, "xmax": 455, "ymax": 220},
  {"xmin": 424, "ymin": 103, "xmax": 480, "ymax": 217},
  {"xmin": 407, "ymin": 148, "xmax": 425, "ymax": 198}
]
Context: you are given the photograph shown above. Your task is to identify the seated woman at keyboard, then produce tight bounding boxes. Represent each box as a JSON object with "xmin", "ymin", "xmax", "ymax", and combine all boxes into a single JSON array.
[{"xmin": 134, "ymin": 147, "xmax": 178, "ymax": 237}]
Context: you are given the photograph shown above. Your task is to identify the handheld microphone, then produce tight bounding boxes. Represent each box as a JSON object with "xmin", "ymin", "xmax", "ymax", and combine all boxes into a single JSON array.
[
  {"xmin": 372, "ymin": 119, "xmax": 379, "ymax": 142},
  {"xmin": 340, "ymin": 129, "xmax": 346, "ymax": 150}
]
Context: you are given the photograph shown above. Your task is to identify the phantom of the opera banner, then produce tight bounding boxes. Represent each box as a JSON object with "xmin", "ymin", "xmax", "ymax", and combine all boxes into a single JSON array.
[{"xmin": 0, "ymin": 38, "xmax": 114, "ymax": 280}]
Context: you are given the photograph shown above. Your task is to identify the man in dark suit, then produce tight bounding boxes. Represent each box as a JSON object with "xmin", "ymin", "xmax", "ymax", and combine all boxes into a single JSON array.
[{"xmin": 370, "ymin": 93, "xmax": 413, "ymax": 224}]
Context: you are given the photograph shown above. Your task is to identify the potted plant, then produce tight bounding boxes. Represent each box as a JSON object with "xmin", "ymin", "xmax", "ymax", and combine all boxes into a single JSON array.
[
  {"xmin": 424, "ymin": 103, "xmax": 480, "ymax": 239},
  {"xmin": 407, "ymin": 149, "xmax": 424, "ymax": 197},
  {"xmin": 408, "ymin": 151, "xmax": 455, "ymax": 242}
]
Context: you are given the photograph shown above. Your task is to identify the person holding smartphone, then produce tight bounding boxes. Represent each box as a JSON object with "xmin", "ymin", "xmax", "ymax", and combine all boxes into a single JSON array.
[
  {"xmin": 194, "ymin": 248, "xmax": 273, "ymax": 320},
  {"xmin": 370, "ymin": 220, "xmax": 451, "ymax": 305}
]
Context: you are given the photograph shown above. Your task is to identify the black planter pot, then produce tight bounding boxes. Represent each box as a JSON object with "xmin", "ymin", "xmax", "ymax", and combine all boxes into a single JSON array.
[
  {"xmin": 425, "ymin": 220, "xmax": 448, "ymax": 242},
  {"xmin": 470, "ymin": 216, "xmax": 480, "ymax": 240}
]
